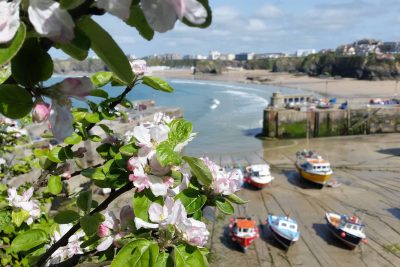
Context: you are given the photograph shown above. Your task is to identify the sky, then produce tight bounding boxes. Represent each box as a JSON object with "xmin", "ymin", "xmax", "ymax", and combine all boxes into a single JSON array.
[{"xmin": 51, "ymin": 0, "xmax": 400, "ymax": 58}]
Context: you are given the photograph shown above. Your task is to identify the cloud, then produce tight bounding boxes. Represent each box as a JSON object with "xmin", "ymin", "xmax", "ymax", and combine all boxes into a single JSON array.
[
  {"xmin": 257, "ymin": 4, "xmax": 282, "ymax": 18},
  {"xmin": 246, "ymin": 19, "xmax": 267, "ymax": 31}
]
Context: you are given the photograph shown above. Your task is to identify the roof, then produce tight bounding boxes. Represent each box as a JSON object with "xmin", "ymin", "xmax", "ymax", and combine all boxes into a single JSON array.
[
  {"xmin": 306, "ymin": 158, "xmax": 329, "ymax": 164},
  {"xmin": 236, "ymin": 219, "xmax": 257, "ymax": 229}
]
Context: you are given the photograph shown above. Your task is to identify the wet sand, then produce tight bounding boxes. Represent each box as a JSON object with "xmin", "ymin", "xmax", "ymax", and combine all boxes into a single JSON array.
[{"xmin": 204, "ymin": 133, "xmax": 400, "ymax": 267}]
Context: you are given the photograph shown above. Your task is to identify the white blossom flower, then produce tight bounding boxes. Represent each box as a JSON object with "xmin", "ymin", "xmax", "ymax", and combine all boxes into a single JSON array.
[
  {"xmin": 49, "ymin": 101, "xmax": 74, "ymax": 142},
  {"xmin": 0, "ymin": 0, "xmax": 20, "ymax": 43},
  {"xmin": 141, "ymin": 0, "xmax": 207, "ymax": 33},
  {"xmin": 7, "ymin": 187, "xmax": 41, "ymax": 225},
  {"xmin": 28, "ymin": 0, "xmax": 75, "ymax": 43},
  {"xmin": 96, "ymin": 206, "xmax": 135, "ymax": 251},
  {"xmin": 48, "ymin": 224, "xmax": 85, "ymax": 265},
  {"xmin": 96, "ymin": 0, "xmax": 132, "ymax": 21},
  {"xmin": 178, "ymin": 217, "xmax": 209, "ymax": 247},
  {"xmin": 130, "ymin": 59, "xmax": 147, "ymax": 75},
  {"xmin": 201, "ymin": 157, "xmax": 242, "ymax": 195}
]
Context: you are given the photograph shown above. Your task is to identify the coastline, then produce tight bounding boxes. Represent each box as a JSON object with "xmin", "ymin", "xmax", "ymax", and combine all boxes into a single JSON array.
[{"xmin": 151, "ymin": 69, "xmax": 400, "ymax": 99}]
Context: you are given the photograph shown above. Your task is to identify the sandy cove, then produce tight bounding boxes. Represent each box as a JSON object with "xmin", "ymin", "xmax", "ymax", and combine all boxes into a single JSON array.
[{"xmin": 152, "ymin": 69, "xmax": 400, "ymax": 99}]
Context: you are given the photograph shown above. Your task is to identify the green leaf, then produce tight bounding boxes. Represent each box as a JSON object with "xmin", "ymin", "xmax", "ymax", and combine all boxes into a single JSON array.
[
  {"xmin": 11, "ymin": 229, "xmax": 48, "ymax": 253},
  {"xmin": 99, "ymin": 124, "xmax": 114, "ymax": 135},
  {"xmin": 48, "ymin": 146, "xmax": 73, "ymax": 163},
  {"xmin": 88, "ymin": 134, "xmax": 102, "ymax": 142},
  {"xmin": 90, "ymin": 89, "xmax": 109, "ymax": 98},
  {"xmin": 77, "ymin": 191, "xmax": 92, "ymax": 213},
  {"xmin": 0, "ymin": 84, "xmax": 33, "ymax": 119},
  {"xmin": 225, "ymin": 194, "xmax": 248, "ymax": 204},
  {"xmin": 64, "ymin": 132, "xmax": 82, "ymax": 145},
  {"xmin": 11, "ymin": 210, "xmax": 30, "ymax": 227},
  {"xmin": 47, "ymin": 175, "xmax": 62, "ymax": 195},
  {"xmin": 11, "ymin": 38, "xmax": 53, "ymax": 87},
  {"xmin": 85, "ymin": 112, "xmax": 101, "ymax": 123},
  {"xmin": 175, "ymin": 188, "xmax": 207, "ymax": 214},
  {"xmin": 0, "ymin": 23, "xmax": 26, "ymax": 65},
  {"xmin": 54, "ymin": 210, "xmax": 80, "ymax": 224},
  {"xmin": 81, "ymin": 167, "xmax": 106, "ymax": 180},
  {"xmin": 96, "ymin": 143, "xmax": 112, "ymax": 159},
  {"xmin": 133, "ymin": 189, "xmax": 163, "ymax": 221},
  {"xmin": 119, "ymin": 143, "xmax": 138, "ymax": 157},
  {"xmin": 111, "ymin": 239, "xmax": 159, "ymax": 267},
  {"xmin": 142, "ymin": 76, "xmax": 174, "ymax": 92},
  {"xmin": 173, "ymin": 244, "xmax": 208, "ymax": 267},
  {"xmin": 182, "ymin": 156, "xmax": 213, "ymax": 186},
  {"xmin": 215, "ymin": 197, "xmax": 234, "ymax": 215},
  {"xmin": 126, "ymin": 5, "xmax": 154, "ymax": 41},
  {"xmin": 80, "ymin": 213, "xmax": 104, "ymax": 236},
  {"xmin": 60, "ymin": 28, "xmax": 90, "ymax": 60},
  {"xmin": 78, "ymin": 17, "xmax": 134, "ymax": 85},
  {"xmin": 182, "ymin": 0, "xmax": 212, "ymax": 29},
  {"xmin": 91, "ymin": 71, "xmax": 113, "ymax": 87},
  {"xmin": 155, "ymin": 251, "xmax": 173, "ymax": 267},
  {"xmin": 60, "ymin": 0, "xmax": 85, "ymax": 9},
  {"xmin": 0, "ymin": 210, "xmax": 11, "ymax": 232},
  {"xmin": 0, "ymin": 66, "xmax": 11, "ymax": 85},
  {"xmin": 156, "ymin": 142, "xmax": 181, "ymax": 167},
  {"xmin": 168, "ymin": 119, "xmax": 193, "ymax": 146}
]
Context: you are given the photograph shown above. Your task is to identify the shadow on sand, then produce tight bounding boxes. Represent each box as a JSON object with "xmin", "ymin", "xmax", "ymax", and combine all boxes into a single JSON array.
[
  {"xmin": 377, "ymin": 148, "xmax": 400, "ymax": 157},
  {"xmin": 219, "ymin": 226, "xmax": 244, "ymax": 253},
  {"xmin": 312, "ymin": 223, "xmax": 351, "ymax": 250},
  {"xmin": 283, "ymin": 170, "xmax": 324, "ymax": 189},
  {"xmin": 388, "ymin": 208, "xmax": 400, "ymax": 219},
  {"xmin": 259, "ymin": 222, "xmax": 289, "ymax": 251}
]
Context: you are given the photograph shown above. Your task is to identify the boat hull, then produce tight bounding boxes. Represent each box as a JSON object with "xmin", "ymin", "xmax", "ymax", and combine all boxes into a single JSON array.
[
  {"xmin": 231, "ymin": 235, "xmax": 257, "ymax": 250},
  {"xmin": 295, "ymin": 164, "xmax": 331, "ymax": 186},
  {"xmin": 269, "ymin": 225, "xmax": 297, "ymax": 249},
  {"xmin": 245, "ymin": 177, "xmax": 271, "ymax": 188},
  {"xmin": 326, "ymin": 218, "xmax": 362, "ymax": 249}
]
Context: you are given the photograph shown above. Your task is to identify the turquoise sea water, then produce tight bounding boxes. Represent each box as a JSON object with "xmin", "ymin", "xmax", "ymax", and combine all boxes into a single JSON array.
[{"xmin": 51, "ymin": 77, "xmax": 304, "ymax": 155}]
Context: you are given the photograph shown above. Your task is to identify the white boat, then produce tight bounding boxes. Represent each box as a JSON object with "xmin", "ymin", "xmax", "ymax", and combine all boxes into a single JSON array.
[{"xmin": 244, "ymin": 164, "xmax": 274, "ymax": 188}]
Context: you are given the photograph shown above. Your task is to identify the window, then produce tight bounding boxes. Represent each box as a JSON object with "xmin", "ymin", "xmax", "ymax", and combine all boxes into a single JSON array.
[
  {"xmin": 281, "ymin": 223, "xmax": 287, "ymax": 227},
  {"xmin": 289, "ymin": 225, "xmax": 296, "ymax": 230}
]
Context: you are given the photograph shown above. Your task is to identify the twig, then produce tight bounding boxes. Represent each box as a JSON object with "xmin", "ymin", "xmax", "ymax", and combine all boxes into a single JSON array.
[{"xmin": 35, "ymin": 182, "xmax": 134, "ymax": 267}]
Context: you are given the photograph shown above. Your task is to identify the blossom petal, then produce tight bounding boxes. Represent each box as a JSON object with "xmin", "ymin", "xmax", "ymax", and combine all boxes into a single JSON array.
[
  {"xmin": 149, "ymin": 124, "xmax": 170, "ymax": 144},
  {"xmin": 134, "ymin": 217, "xmax": 159, "ymax": 230},
  {"xmin": 28, "ymin": 0, "xmax": 75, "ymax": 43},
  {"xmin": 0, "ymin": 0, "xmax": 20, "ymax": 44},
  {"xmin": 49, "ymin": 101, "xmax": 74, "ymax": 142},
  {"xmin": 140, "ymin": 0, "xmax": 178, "ymax": 33},
  {"xmin": 97, "ymin": 0, "xmax": 132, "ymax": 21},
  {"xmin": 148, "ymin": 203, "xmax": 164, "ymax": 223},
  {"xmin": 133, "ymin": 125, "xmax": 151, "ymax": 146},
  {"xmin": 179, "ymin": 0, "xmax": 207, "ymax": 25},
  {"xmin": 96, "ymin": 236, "xmax": 114, "ymax": 252}
]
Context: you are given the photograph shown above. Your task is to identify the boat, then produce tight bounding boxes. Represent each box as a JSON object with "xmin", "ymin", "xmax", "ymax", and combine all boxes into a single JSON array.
[
  {"xmin": 267, "ymin": 214, "xmax": 300, "ymax": 249},
  {"xmin": 295, "ymin": 150, "xmax": 332, "ymax": 188},
  {"xmin": 325, "ymin": 212, "xmax": 367, "ymax": 249},
  {"xmin": 229, "ymin": 217, "xmax": 259, "ymax": 252},
  {"xmin": 244, "ymin": 164, "xmax": 274, "ymax": 188}
]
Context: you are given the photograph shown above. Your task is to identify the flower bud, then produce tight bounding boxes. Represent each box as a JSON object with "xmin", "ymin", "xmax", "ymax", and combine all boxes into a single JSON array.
[
  {"xmin": 130, "ymin": 60, "xmax": 147, "ymax": 75},
  {"xmin": 97, "ymin": 223, "xmax": 111, "ymax": 238},
  {"xmin": 32, "ymin": 102, "xmax": 51, "ymax": 123}
]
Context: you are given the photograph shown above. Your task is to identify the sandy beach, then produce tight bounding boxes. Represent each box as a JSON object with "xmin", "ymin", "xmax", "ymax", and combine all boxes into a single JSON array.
[{"xmin": 152, "ymin": 69, "xmax": 400, "ymax": 99}]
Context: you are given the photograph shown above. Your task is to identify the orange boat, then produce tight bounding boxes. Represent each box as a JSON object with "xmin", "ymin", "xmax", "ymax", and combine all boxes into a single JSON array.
[{"xmin": 229, "ymin": 217, "xmax": 259, "ymax": 252}]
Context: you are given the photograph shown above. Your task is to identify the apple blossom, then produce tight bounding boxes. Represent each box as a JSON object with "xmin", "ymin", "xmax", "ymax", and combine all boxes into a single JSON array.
[
  {"xmin": 56, "ymin": 77, "xmax": 94, "ymax": 99},
  {"xmin": 179, "ymin": 218, "xmax": 209, "ymax": 247},
  {"xmin": 130, "ymin": 59, "xmax": 147, "ymax": 75},
  {"xmin": 0, "ymin": 0, "xmax": 20, "ymax": 43},
  {"xmin": 201, "ymin": 157, "xmax": 242, "ymax": 195},
  {"xmin": 141, "ymin": 0, "xmax": 207, "ymax": 33},
  {"xmin": 97, "ymin": 0, "xmax": 132, "ymax": 21},
  {"xmin": 48, "ymin": 224, "xmax": 85, "ymax": 265},
  {"xmin": 49, "ymin": 101, "xmax": 74, "ymax": 142},
  {"xmin": 7, "ymin": 187, "xmax": 41, "ymax": 225},
  {"xmin": 96, "ymin": 206, "xmax": 135, "ymax": 251},
  {"xmin": 32, "ymin": 101, "xmax": 51, "ymax": 123},
  {"xmin": 28, "ymin": 0, "xmax": 75, "ymax": 43}
]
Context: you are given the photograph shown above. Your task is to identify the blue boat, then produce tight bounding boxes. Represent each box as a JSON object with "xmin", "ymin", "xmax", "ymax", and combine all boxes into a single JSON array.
[{"xmin": 267, "ymin": 215, "xmax": 300, "ymax": 249}]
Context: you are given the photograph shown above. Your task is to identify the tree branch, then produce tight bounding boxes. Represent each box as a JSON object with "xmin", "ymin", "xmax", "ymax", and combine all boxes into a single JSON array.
[{"xmin": 35, "ymin": 182, "xmax": 134, "ymax": 267}]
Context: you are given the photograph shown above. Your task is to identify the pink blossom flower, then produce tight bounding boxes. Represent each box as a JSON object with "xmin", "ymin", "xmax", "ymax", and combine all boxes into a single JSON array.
[
  {"xmin": 49, "ymin": 101, "xmax": 74, "ymax": 142},
  {"xmin": 179, "ymin": 218, "xmax": 209, "ymax": 247},
  {"xmin": 32, "ymin": 101, "xmax": 51, "ymax": 123},
  {"xmin": 130, "ymin": 59, "xmax": 147, "ymax": 75},
  {"xmin": 97, "ymin": 0, "xmax": 132, "ymax": 21},
  {"xmin": 141, "ymin": 0, "xmax": 207, "ymax": 33},
  {"xmin": 96, "ymin": 206, "xmax": 134, "ymax": 251},
  {"xmin": 28, "ymin": 0, "xmax": 75, "ymax": 43},
  {"xmin": 201, "ymin": 157, "xmax": 241, "ymax": 195},
  {"xmin": 56, "ymin": 77, "xmax": 94, "ymax": 99},
  {"xmin": 0, "ymin": 0, "xmax": 20, "ymax": 43},
  {"xmin": 49, "ymin": 224, "xmax": 85, "ymax": 264}
]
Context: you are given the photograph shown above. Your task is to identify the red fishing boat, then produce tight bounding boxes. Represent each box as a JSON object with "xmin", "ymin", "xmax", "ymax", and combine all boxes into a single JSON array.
[
  {"xmin": 244, "ymin": 164, "xmax": 274, "ymax": 189},
  {"xmin": 229, "ymin": 217, "xmax": 259, "ymax": 252}
]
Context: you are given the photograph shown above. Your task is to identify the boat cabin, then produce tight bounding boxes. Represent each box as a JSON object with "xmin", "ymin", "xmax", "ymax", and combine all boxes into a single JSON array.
[
  {"xmin": 301, "ymin": 159, "xmax": 331, "ymax": 173},
  {"xmin": 233, "ymin": 218, "xmax": 257, "ymax": 237},
  {"xmin": 246, "ymin": 164, "xmax": 270, "ymax": 177},
  {"xmin": 278, "ymin": 220, "xmax": 298, "ymax": 232}
]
